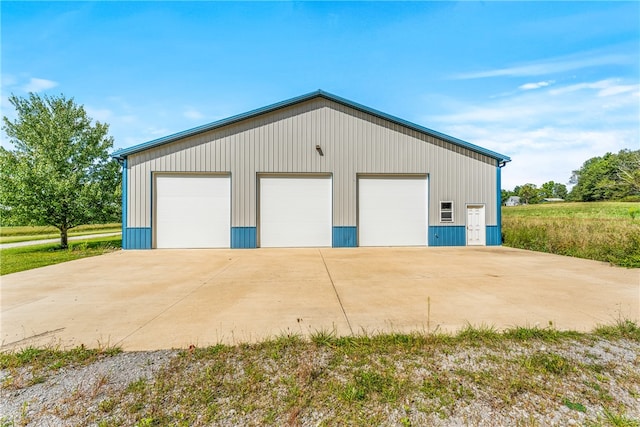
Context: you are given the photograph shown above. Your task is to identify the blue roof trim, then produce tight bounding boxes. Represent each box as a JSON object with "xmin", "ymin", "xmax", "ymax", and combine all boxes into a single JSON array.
[{"xmin": 111, "ymin": 89, "xmax": 511, "ymax": 162}]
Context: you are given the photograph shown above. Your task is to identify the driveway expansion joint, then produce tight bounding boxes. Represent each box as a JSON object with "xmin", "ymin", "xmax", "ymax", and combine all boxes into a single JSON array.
[{"xmin": 319, "ymin": 249, "xmax": 353, "ymax": 334}]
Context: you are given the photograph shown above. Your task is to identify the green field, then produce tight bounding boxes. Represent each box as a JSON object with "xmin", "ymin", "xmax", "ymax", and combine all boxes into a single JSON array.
[
  {"xmin": 0, "ymin": 235, "xmax": 121, "ymax": 275},
  {"xmin": 0, "ymin": 223, "xmax": 121, "ymax": 244},
  {"xmin": 502, "ymin": 202, "xmax": 640, "ymax": 268}
]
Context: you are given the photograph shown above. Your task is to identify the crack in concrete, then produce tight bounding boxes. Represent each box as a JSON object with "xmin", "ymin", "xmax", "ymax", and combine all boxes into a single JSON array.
[{"xmin": 318, "ymin": 249, "xmax": 353, "ymax": 334}]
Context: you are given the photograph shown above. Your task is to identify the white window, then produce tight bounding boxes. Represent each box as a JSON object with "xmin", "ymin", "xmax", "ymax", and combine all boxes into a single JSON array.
[{"xmin": 440, "ymin": 201, "xmax": 454, "ymax": 222}]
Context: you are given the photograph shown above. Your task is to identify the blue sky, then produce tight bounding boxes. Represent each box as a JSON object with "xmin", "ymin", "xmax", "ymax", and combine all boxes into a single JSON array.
[{"xmin": 2, "ymin": 1, "xmax": 638, "ymax": 190}]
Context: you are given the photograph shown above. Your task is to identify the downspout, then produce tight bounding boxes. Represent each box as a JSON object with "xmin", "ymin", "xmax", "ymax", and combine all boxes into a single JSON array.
[
  {"xmin": 115, "ymin": 156, "xmax": 127, "ymax": 249},
  {"xmin": 497, "ymin": 160, "xmax": 507, "ymax": 245}
]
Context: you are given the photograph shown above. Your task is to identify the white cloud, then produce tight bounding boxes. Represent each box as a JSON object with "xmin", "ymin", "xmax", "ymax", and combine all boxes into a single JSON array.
[
  {"xmin": 86, "ymin": 107, "xmax": 113, "ymax": 122},
  {"xmin": 146, "ymin": 126, "xmax": 171, "ymax": 137},
  {"xmin": 451, "ymin": 50, "xmax": 634, "ymax": 80},
  {"xmin": 1, "ymin": 74, "xmax": 17, "ymax": 87},
  {"xmin": 549, "ymin": 78, "xmax": 639, "ymax": 98},
  {"xmin": 22, "ymin": 77, "xmax": 58, "ymax": 93},
  {"xmin": 183, "ymin": 108, "xmax": 204, "ymax": 120},
  {"xmin": 431, "ymin": 78, "xmax": 639, "ymax": 126},
  {"xmin": 444, "ymin": 124, "xmax": 635, "ymax": 189},
  {"xmin": 598, "ymin": 85, "xmax": 638, "ymax": 97},
  {"xmin": 115, "ymin": 126, "xmax": 171, "ymax": 147},
  {"xmin": 519, "ymin": 80, "xmax": 554, "ymax": 90},
  {"xmin": 423, "ymin": 78, "xmax": 639, "ymax": 189}
]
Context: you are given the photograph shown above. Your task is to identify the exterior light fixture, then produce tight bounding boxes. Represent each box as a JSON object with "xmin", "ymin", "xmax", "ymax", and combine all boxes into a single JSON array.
[{"xmin": 316, "ymin": 145, "xmax": 324, "ymax": 156}]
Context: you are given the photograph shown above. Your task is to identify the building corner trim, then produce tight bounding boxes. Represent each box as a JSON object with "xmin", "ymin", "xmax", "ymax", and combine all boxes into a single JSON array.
[
  {"xmin": 122, "ymin": 158, "xmax": 128, "ymax": 249},
  {"xmin": 496, "ymin": 162, "xmax": 503, "ymax": 246}
]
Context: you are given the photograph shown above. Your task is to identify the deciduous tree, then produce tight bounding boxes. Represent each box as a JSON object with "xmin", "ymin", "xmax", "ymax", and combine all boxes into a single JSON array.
[
  {"xmin": 569, "ymin": 149, "xmax": 640, "ymax": 201},
  {"xmin": 540, "ymin": 181, "xmax": 556, "ymax": 199},
  {"xmin": 553, "ymin": 182, "xmax": 568, "ymax": 199},
  {"xmin": 539, "ymin": 181, "xmax": 568, "ymax": 199},
  {"xmin": 1, "ymin": 93, "xmax": 120, "ymax": 248},
  {"xmin": 517, "ymin": 183, "xmax": 540, "ymax": 204}
]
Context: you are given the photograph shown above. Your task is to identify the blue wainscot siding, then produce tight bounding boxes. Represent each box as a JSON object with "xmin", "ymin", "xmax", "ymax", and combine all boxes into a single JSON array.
[
  {"xmin": 333, "ymin": 226, "xmax": 357, "ymax": 247},
  {"xmin": 428, "ymin": 226, "xmax": 466, "ymax": 246},
  {"xmin": 486, "ymin": 225, "xmax": 501, "ymax": 246},
  {"xmin": 124, "ymin": 227, "xmax": 152, "ymax": 249},
  {"xmin": 231, "ymin": 227, "xmax": 257, "ymax": 248},
  {"xmin": 429, "ymin": 225, "xmax": 502, "ymax": 246}
]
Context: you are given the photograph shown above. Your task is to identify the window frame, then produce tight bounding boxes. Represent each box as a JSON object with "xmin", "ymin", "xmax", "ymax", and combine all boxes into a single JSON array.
[{"xmin": 440, "ymin": 201, "xmax": 454, "ymax": 223}]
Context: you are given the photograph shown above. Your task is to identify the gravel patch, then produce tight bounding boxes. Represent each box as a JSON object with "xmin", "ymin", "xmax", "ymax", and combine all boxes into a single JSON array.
[
  {"xmin": 1, "ymin": 350, "xmax": 177, "ymax": 426},
  {"xmin": 1, "ymin": 338, "xmax": 639, "ymax": 426}
]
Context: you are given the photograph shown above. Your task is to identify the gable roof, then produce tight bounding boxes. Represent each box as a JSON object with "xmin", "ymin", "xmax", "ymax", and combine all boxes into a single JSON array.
[{"xmin": 111, "ymin": 90, "xmax": 511, "ymax": 163}]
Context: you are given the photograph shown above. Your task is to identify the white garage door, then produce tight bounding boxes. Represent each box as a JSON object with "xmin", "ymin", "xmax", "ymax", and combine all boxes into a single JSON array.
[
  {"xmin": 155, "ymin": 175, "xmax": 230, "ymax": 248},
  {"xmin": 358, "ymin": 176, "xmax": 428, "ymax": 246},
  {"xmin": 260, "ymin": 176, "xmax": 332, "ymax": 247}
]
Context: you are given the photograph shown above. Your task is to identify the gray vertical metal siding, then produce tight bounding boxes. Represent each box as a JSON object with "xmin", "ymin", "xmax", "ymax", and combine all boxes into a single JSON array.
[{"xmin": 126, "ymin": 98, "xmax": 496, "ymax": 229}]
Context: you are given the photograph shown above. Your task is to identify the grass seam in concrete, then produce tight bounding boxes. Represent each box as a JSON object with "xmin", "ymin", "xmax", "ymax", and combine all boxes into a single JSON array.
[{"xmin": 319, "ymin": 249, "xmax": 353, "ymax": 334}]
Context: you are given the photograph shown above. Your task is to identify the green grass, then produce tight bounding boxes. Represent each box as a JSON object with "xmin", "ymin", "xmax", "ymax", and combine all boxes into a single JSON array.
[
  {"xmin": 502, "ymin": 201, "xmax": 639, "ymax": 219},
  {"xmin": 0, "ymin": 235, "xmax": 121, "ymax": 275},
  {"xmin": 0, "ymin": 344, "xmax": 122, "ymax": 390},
  {"xmin": 0, "ymin": 344, "xmax": 122, "ymax": 371},
  {"xmin": 502, "ymin": 202, "xmax": 640, "ymax": 267},
  {"xmin": 0, "ymin": 223, "xmax": 121, "ymax": 244},
  {"xmin": 4, "ymin": 322, "xmax": 637, "ymax": 426},
  {"xmin": 593, "ymin": 319, "xmax": 640, "ymax": 341}
]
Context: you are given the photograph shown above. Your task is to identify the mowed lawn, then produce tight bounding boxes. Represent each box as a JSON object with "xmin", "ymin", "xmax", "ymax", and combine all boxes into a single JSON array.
[
  {"xmin": 0, "ymin": 235, "xmax": 121, "ymax": 275},
  {"xmin": 502, "ymin": 202, "xmax": 640, "ymax": 268},
  {"xmin": 0, "ymin": 223, "xmax": 121, "ymax": 244}
]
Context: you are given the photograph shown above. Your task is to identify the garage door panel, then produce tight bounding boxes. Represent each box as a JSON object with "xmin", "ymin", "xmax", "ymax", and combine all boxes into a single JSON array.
[
  {"xmin": 260, "ymin": 177, "xmax": 332, "ymax": 247},
  {"xmin": 156, "ymin": 175, "xmax": 230, "ymax": 248},
  {"xmin": 359, "ymin": 177, "xmax": 427, "ymax": 246}
]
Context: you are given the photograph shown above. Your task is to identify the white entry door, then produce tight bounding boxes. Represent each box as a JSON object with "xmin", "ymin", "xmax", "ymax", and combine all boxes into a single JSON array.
[
  {"xmin": 358, "ymin": 176, "xmax": 428, "ymax": 246},
  {"xmin": 260, "ymin": 176, "xmax": 332, "ymax": 247},
  {"xmin": 155, "ymin": 175, "xmax": 231, "ymax": 248},
  {"xmin": 466, "ymin": 205, "xmax": 486, "ymax": 246}
]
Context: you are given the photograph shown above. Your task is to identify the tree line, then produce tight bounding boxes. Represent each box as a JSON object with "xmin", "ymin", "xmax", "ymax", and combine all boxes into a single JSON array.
[{"xmin": 503, "ymin": 149, "xmax": 640, "ymax": 204}]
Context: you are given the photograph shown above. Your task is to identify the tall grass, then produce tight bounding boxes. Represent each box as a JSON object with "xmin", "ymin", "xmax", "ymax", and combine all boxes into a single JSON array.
[{"xmin": 502, "ymin": 202, "xmax": 640, "ymax": 267}]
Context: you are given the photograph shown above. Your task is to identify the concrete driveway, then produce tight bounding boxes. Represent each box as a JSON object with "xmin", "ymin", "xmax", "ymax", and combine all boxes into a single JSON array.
[{"xmin": 1, "ymin": 247, "xmax": 638, "ymax": 351}]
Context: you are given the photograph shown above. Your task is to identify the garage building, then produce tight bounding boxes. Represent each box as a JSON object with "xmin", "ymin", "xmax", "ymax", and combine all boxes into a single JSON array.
[{"xmin": 112, "ymin": 90, "xmax": 510, "ymax": 249}]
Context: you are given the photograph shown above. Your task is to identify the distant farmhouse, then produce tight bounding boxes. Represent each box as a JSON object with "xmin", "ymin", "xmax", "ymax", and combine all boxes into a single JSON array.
[
  {"xmin": 504, "ymin": 196, "xmax": 521, "ymax": 206},
  {"xmin": 504, "ymin": 196, "xmax": 564, "ymax": 206}
]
